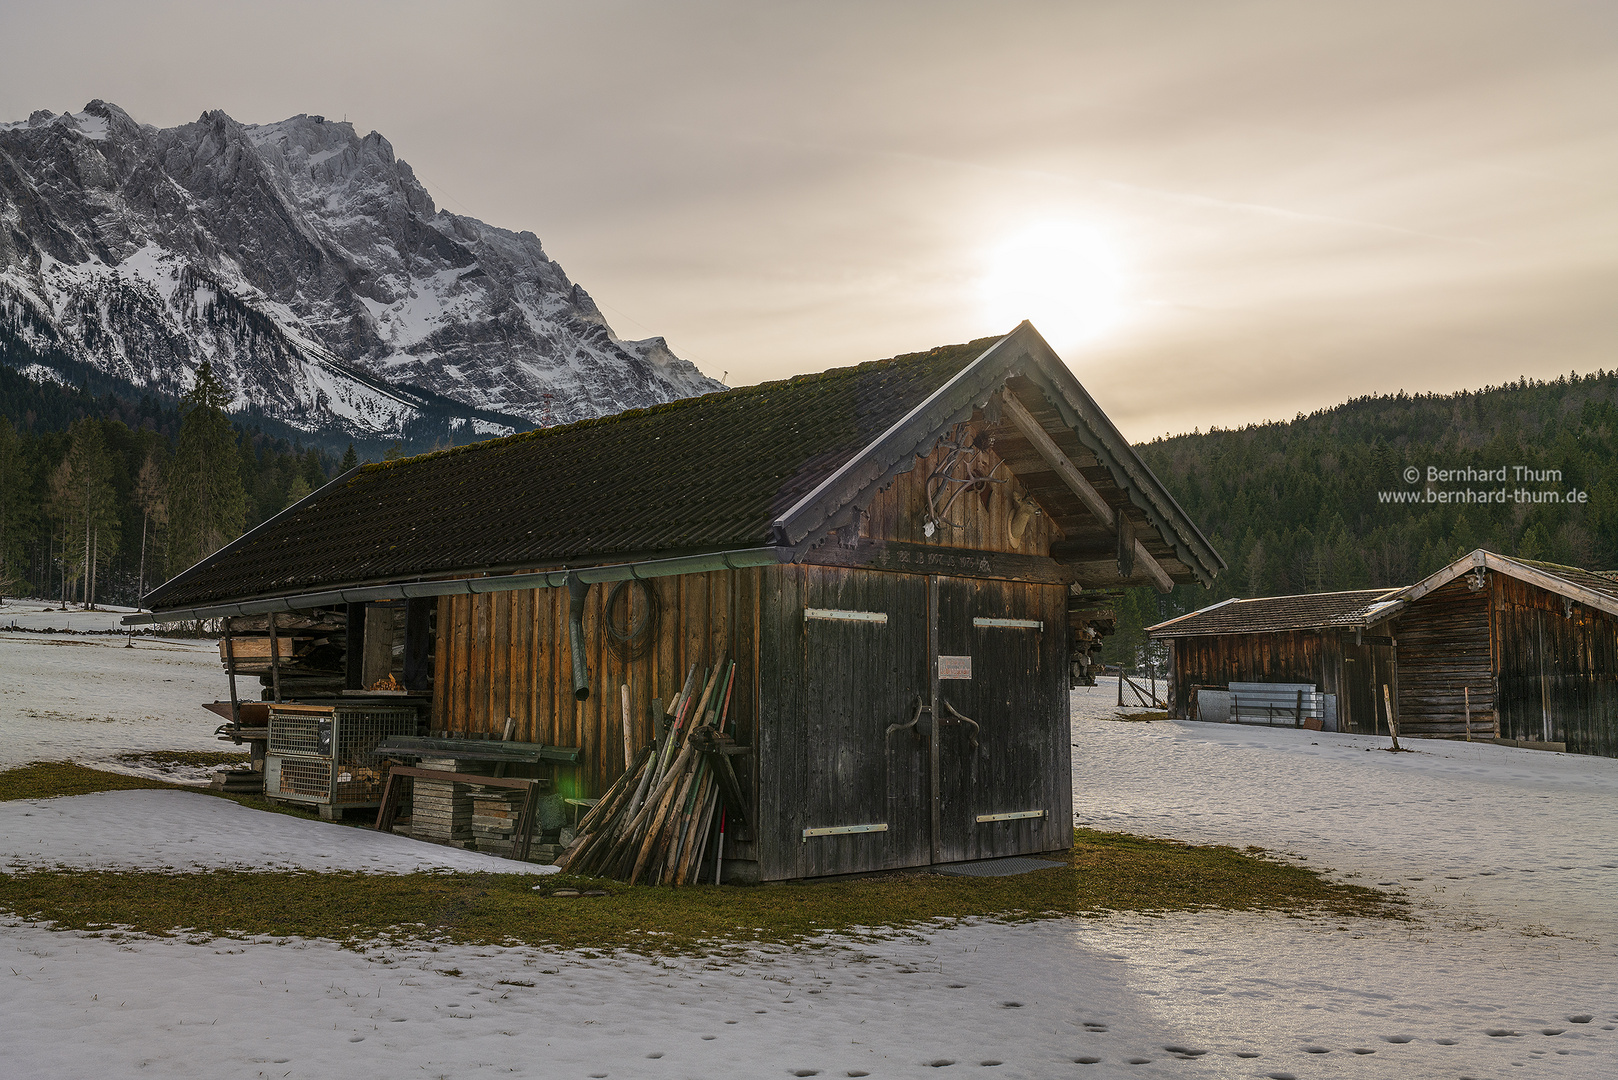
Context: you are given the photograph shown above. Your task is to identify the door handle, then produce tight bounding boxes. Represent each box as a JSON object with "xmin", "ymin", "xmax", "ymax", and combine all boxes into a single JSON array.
[
  {"xmin": 887, "ymin": 695, "xmax": 927, "ymax": 740},
  {"xmin": 940, "ymin": 698, "xmax": 980, "ymax": 752}
]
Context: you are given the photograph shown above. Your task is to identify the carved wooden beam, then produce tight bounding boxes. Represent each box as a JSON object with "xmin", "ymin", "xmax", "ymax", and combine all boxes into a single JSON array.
[{"xmin": 1000, "ymin": 390, "xmax": 1174, "ymax": 592}]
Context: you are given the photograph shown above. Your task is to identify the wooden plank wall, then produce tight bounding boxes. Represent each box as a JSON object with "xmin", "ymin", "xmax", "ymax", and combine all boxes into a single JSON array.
[
  {"xmin": 859, "ymin": 422, "xmax": 1062, "ymax": 555},
  {"xmin": 1170, "ymin": 630, "xmax": 1344, "ymax": 719},
  {"xmin": 1394, "ymin": 577, "xmax": 1496, "ymax": 739},
  {"xmin": 1493, "ymin": 575, "xmax": 1618, "ymax": 757},
  {"xmin": 1338, "ymin": 636, "xmax": 1396, "ymax": 735},
  {"xmin": 431, "ymin": 568, "xmax": 762, "ymax": 809}
]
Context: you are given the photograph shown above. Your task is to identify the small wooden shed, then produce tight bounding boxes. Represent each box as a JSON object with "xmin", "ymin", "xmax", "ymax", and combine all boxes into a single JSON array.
[
  {"xmin": 134, "ymin": 323, "xmax": 1224, "ymax": 879},
  {"xmin": 1393, "ymin": 550, "xmax": 1618, "ymax": 757},
  {"xmin": 1152, "ymin": 550, "xmax": 1618, "ymax": 758},
  {"xmin": 1148, "ymin": 588, "xmax": 1404, "ymax": 734}
]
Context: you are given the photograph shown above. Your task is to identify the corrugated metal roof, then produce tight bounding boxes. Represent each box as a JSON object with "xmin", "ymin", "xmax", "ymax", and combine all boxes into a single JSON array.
[{"xmin": 1147, "ymin": 588, "xmax": 1404, "ymax": 638}]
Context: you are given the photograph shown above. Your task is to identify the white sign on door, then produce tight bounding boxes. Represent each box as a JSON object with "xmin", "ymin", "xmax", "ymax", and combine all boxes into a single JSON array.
[{"xmin": 938, "ymin": 654, "xmax": 972, "ymax": 680}]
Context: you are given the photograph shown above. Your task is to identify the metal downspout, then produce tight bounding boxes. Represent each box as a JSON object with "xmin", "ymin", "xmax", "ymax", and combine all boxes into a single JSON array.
[{"xmin": 568, "ymin": 577, "xmax": 592, "ymax": 702}]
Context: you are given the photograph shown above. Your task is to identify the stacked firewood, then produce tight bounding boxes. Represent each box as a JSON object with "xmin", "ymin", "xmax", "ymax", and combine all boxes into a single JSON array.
[{"xmin": 557, "ymin": 655, "xmax": 744, "ymax": 885}]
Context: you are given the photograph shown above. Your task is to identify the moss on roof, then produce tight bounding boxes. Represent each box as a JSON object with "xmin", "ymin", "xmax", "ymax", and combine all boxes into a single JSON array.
[{"xmin": 148, "ymin": 337, "xmax": 1001, "ymax": 611}]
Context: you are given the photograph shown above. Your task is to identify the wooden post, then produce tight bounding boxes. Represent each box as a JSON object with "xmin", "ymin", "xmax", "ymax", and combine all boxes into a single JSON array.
[
  {"xmin": 223, "ymin": 623, "xmax": 242, "ymax": 726},
  {"xmin": 1464, "ymin": 686, "xmax": 1472, "ymax": 741},
  {"xmin": 345, "ymin": 603, "xmax": 366, "ymax": 690},
  {"xmin": 1231, "ymin": 692, "xmax": 1239, "ymax": 724},
  {"xmin": 621, "ymin": 684, "xmax": 634, "ymax": 770},
  {"xmin": 268, "ymin": 611, "xmax": 282, "ymax": 703},
  {"xmin": 928, "ymin": 575, "xmax": 942, "ymax": 866},
  {"xmin": 1116, "ymin": 669, "xmax": 1123, "ymax": 707},
  {"xmin": 1295, "ymin": 688, "xmax": 1304, "ymax": 728},
  {"xmin": 1383, "ymin": 684, "xmax": 1401, "ymax": 750}
]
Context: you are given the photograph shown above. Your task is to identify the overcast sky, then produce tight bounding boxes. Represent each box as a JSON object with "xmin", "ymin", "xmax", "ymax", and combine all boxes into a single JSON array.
[{"xmin": 2, "ymin": 1, "xmax": 1613, "ymax": 440}]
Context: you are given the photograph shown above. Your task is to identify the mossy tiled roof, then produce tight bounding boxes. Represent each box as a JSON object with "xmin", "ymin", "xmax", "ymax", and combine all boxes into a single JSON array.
[
  {"xmin": 1147, "ymin": 588, "xmax": 1406, "ymax": 638},
  {"xmin": 146, "ymin": 337, "xmax": 997, "ymax": 610}
]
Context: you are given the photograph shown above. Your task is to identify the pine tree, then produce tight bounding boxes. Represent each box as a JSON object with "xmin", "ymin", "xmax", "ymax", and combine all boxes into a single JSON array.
[
  {"xmin": 167, "ymin": 360, "xmax": 247, "ymax": 575},
  {"xmin": 284, "ymin": 473, "xmax": 311, "ymax": 509},
  {"xmin": 340, "ymin": 443, "xmax": 358, "ymax": 472}
]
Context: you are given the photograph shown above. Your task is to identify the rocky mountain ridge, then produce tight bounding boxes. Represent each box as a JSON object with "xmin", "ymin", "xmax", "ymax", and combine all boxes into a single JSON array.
[{"xmin": 0, "ymin": 100, "xmax": 721, "ymax": 439}]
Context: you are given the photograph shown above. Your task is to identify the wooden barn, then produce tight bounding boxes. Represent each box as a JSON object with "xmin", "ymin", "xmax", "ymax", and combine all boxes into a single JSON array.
[
  {"xmin": 1151, "ymin": 549, "xmax": 1618, "ymax": 758},
  {"xmin": 1147, "ymin": 588, "xmax": 1404, "ymax": 734},
  {"xmin": 1392, "ymin": 550, "xmax": 1618, "ymax": 757},
  {"xmin": 132, "ymin": 323, "xmax": 1224, "ymax": 881}
]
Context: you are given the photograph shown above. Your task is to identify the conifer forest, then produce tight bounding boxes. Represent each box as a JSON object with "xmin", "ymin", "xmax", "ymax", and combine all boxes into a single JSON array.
[{"xmin": 5, "ymin": 362, "xmax": 1618, "ymax": 666}]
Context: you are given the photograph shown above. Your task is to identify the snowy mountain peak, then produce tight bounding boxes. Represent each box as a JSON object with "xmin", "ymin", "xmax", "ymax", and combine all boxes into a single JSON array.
[{"xmin": 0, "ymin": 101, "xmax": 722, "ymax": 439}]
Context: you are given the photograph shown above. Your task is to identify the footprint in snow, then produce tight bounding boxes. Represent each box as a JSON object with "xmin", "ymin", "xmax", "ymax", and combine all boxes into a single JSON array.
[
  {"xmin": 1072, "ymin": 1056, "xmax": 1101, "ymax": 1064},
  {"xmin": 1264, "ymin": 1073, "xmax": 1296, "ymax": 1080},
  {"xmin": 1567, "ymin": 1015, "xmax": 1593, "ymax": 1023},
  {"xmin": 1381, "ymin": 1035, "xmax": 1413, "ymax": 1043}
]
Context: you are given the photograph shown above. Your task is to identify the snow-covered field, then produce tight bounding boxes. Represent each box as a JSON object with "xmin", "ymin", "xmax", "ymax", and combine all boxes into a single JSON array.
[
  {"xmin": 2, "ymin": 612, "xmax": 1615, "ymax": 1078},
  {"xmin": 0, "ymin": 601, "xmax": 224, "ymax": 775}
]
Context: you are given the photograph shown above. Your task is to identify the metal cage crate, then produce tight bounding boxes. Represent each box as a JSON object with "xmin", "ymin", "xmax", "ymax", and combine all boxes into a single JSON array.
[{"xmin": 265, "ymin": 704, "xmax": 417, "ymax": 816}]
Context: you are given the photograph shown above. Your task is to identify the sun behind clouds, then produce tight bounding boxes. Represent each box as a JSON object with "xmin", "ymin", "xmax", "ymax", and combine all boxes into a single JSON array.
[{"xmin": 980, "ymin": 221, "xmax": 1126, "ymax": 352}]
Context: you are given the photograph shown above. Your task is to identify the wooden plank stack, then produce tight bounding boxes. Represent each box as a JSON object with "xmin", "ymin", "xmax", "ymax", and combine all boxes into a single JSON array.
[
  {"xmin": 557, "ymin": 656, "xmax": 739, "ymax": 885},
  {"xmin": 469, "ymin": 788, "xmax": 527, "ymax": 855},
  {"xmin": 410, "ymin": 757, "xmax": 474, "ymax": 844}
]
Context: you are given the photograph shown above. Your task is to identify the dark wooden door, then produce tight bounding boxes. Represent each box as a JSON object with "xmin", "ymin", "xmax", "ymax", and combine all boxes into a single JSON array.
[
  {"xmin": 932, "ymin": 576, "xmax": 1068, "ymax": 863},
  {"xmin": 796, "ymin": 567, "xmax": 931, "ymax": 876}
]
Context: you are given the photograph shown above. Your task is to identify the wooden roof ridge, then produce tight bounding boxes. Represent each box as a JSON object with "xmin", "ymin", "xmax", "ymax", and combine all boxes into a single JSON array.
[
  {"xmin": 1006, "ymin": 327, "xmax": 1226, "ymax": 585},
  {"xmin": 1397, "ymin": 548, "xmax": 1618, "ymax": 620}
]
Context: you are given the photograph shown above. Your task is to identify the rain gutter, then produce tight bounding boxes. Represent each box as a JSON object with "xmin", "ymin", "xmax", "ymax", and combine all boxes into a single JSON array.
[{"xmin": 121, "ymin": 546, "xmax": 786, "ymax": 627}]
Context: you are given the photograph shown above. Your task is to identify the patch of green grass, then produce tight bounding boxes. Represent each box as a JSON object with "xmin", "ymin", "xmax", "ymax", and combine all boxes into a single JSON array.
[
  {"xmin": 118, "ymin": 750, "xmax": 251, "ymax": 769},
  {"xmin": 0, "ymin": 762, "xmax": 184, "ymax": 801},
  {"xmin": 0, "ymin": 761, "xmax": 1404, "ymax": 954},
  {"xmin": 0, "ymin": 831, "xmax": 1403, "ymax": 954},
  {"xmin": 0, "ymin": 761, "xmax": 353, "ymax": 827}
]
